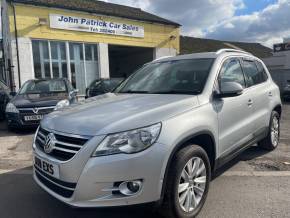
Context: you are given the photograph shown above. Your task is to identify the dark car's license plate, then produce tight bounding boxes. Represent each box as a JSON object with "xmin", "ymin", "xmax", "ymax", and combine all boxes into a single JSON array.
[
  {"xmin": 24, "ymin": 115, "xmax": 43, "ymax": 121},
  {"xmin": 34, "ymin": 156, "xmax": 59, "ymax": 178}
]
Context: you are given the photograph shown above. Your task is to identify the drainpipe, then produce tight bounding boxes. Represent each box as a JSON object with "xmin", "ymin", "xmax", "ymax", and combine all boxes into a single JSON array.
[{"xmin": 12, "ymin": 2, "xmax": 21, "ymax": 88}]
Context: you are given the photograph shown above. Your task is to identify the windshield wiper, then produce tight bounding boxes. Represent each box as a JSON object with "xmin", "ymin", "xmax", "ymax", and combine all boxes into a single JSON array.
[
  {"xmin": 119, "ymin": 90, "xmax": 149, "ymax": 94},
  {"xmin": 25, "ymin": 92, "xmax": 41, "ymax": 94}
]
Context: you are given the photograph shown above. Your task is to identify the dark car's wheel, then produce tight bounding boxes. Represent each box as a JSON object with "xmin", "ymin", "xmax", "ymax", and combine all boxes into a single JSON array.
[
  {"xmin": 159, "ymin": 145, "xmax": 211, "ymax": 218},
  {"xmin": 258, "ymin": 111, "xmax": 280, "ymax": 151}
]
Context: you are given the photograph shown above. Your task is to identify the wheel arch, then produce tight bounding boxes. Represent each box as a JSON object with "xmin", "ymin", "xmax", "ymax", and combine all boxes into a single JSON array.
[
  {"xmin": 159, "ymin": 130, "xmax": 217, "ymax": 203},
  {"xmin": 273, "ymin": 104, "xmax": 282, "ymax": 117}
]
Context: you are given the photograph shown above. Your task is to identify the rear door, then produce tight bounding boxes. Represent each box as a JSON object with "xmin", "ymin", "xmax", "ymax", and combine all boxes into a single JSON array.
[
  {"xmin": 215, "ymin": 58, "xmax": 255, "ymax": 156},
  {"xmin": 242, "ymin": 59, "xmax": 272, "ymax": 136}
]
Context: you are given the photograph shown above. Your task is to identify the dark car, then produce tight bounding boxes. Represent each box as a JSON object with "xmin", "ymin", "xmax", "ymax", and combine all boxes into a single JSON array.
[
  {"xmin": 282, "ymin": 80, "xmax": 290, "ymax": 100},
  {"xmin": 85, "ymin": 78, "xmax": 123, "ymax": 98},
  {"xmin": 0, "ymin": 80, "xmax": 12, "ymax": 120},
  {"xmin": 6, "ymin": 78, "xmax": 77, "ymax": 129}
]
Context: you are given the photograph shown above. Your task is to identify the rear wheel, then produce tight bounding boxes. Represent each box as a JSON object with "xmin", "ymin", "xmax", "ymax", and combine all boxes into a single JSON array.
[
  {"xmin": 258, "ymin": 111, "xmax": 280, "ymax": 150},
  {"xmin": 159, "ymin": 145, "xmax": 211, "ymax": 218}
]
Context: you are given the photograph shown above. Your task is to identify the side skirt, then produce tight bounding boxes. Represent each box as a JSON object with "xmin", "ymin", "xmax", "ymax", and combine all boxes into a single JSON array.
[{"xmin": 214, "ymin": 128, "xmax": 268, "ymax": 171}]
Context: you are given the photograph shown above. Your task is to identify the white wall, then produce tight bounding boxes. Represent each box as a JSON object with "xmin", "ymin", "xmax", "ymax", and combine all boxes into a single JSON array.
[
  {"xmin": 154, "ymin": 47, "xmax": 177, "ymax": 60},
  {"xmin": 98, "ymin": 43, "xmax": 110, "ymax": 79},
  {"xmin": 11, "ymin": 37, "xmax": 34, "ymax": 90}
]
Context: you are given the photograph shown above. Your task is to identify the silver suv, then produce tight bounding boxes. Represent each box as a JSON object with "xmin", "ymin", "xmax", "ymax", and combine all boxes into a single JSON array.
[{"xmin": 33, "ymin": 49, "xmax": 282, "ymax": 218}]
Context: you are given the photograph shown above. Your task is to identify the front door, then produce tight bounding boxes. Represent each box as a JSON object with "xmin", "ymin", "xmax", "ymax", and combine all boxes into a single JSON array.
[{"xmin": 214, "ymin": 58, "xmax": 255, "ymax": 156}]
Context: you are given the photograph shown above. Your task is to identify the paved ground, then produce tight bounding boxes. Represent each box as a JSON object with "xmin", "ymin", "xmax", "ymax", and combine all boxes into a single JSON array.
[{"xmin": 0, "ymin": 103, "xmax": 290, "ymax": 218}]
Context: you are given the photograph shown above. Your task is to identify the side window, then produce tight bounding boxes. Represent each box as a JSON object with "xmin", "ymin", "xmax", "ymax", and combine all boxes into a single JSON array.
[
  {"xmin": 219, "ymin": 58, "xmax": 246, "ymax": 88},
  {"xmin": 243, "ymin": 60, "xmax": 265, "ymax": 87},
  {"xmin": 255, "ymin": 61, "xmax": 268, "ymax": 82}
]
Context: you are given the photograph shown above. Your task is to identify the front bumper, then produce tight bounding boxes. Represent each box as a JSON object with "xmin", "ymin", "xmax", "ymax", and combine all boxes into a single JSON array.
[
  {"xmin": 33, "ymin": 139, "xmax": 169, "ymax": 207},
  {"xmin": 6, "ymin": 112, "xmax": 41, "ymax": 128}
]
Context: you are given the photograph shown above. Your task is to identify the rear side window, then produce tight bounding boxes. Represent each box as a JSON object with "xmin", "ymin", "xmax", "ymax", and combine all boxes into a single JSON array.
[
  {"xmin": 219, "ymin": 58, "xmax": 246, "ymax": 88},
  {"xmin": 255, "ymin": 61, "xmax": 268, "ymax": 82},
  {"xmin": 243, "ymin": 60, "xmax": 266, "ymax": 87}
]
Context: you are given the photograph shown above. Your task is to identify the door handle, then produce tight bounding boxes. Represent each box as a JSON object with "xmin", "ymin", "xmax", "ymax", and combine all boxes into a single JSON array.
[
  {"xmin": 268, "ymin": 92, "xmax": 273, "ymax": 97},
  {"xmin": 248, "ymin": 99, "xmax": 253, "ymax": 106}
]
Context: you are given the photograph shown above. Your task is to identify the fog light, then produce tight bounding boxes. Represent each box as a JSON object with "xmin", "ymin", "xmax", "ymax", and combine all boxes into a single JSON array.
[
  {"xmin": 119, "ymin": 180, "xmax": 142, "ymax": 196},
  {"xmin": 127, "ymin": 181, "xmax": 141, "ymax": 192}
]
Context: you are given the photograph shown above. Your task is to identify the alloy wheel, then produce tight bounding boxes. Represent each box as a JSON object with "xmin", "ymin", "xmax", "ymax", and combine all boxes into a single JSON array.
[
  {"xmin": 178, "ymin": 157, "xmax": 207, "ymax": 213},
  {"xmin": 271, "ymin": 116, "xmax": 279, "ymax": 147}
]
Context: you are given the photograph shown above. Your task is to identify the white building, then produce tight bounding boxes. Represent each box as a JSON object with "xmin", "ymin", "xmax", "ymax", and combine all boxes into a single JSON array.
[{"xmin": 263, "ymin": 38, "xmax": 290, "ymax": 92}]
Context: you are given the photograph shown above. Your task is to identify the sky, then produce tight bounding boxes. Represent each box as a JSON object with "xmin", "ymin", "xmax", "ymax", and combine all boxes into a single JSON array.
[{"xmin": 104, "ymin": 0, "xmax": 290, "ymax": 48}]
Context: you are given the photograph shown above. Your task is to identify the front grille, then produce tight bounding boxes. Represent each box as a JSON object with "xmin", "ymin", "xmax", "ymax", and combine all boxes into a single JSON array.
[
  {"xmin": 19, "ymin": 107, "xmax": 54, "ymax": 113},
  {"xmin": 35, "ymin": 127, "xmax": 90, "ymax": 161},
  {"xmin": 34, "ymin": 166, "xmax": 76, "ymax": 198}
]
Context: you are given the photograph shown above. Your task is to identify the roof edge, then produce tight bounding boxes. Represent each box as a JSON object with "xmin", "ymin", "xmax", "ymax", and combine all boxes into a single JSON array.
[{"xmin": 8, "ymin": 0, "xmax": 181, "ymax": 27}]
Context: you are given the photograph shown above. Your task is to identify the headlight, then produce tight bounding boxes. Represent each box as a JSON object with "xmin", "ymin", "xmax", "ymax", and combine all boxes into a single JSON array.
[
  {"xmin": 92, "ymin": 123, "xmax": 162, "ymax": 157},
  {"xmin": 5, "ymin": 103, "xmax": 19, "ymax": 113},
  {"xmin": 54, "ymin": 99, "xmax": 70, "ymax": 111}
]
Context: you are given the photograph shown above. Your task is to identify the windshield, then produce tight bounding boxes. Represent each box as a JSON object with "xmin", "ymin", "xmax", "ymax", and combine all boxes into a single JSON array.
[
  {"xmin": 116, "ymin": 58, "xmax": 214, "ymax": 95},
  {"xmin": 19, "ymin": 80, "xmax": 67, "ymax": 95}
]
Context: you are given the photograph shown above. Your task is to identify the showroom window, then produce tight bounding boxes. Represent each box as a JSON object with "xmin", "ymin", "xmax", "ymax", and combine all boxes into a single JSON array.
[{"xmin": 32, "ymin": 40, "xmax": 99, "ymax": 94}]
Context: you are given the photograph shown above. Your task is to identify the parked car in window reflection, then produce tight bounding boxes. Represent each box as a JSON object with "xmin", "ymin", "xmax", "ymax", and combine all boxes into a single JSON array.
[
  {"xmin": 85, "ymin": 78, "xmax": 123, "ymax": 98},
  {"xmin": 6, "ymin": 78, "xmax": 77, "ymax": 129}
]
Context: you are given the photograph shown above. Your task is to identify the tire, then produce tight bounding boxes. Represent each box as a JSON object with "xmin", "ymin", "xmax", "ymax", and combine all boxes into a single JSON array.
[
  {"xmin": 159, "ymin": 145, "xmax": 211, "ymax": 218},
  {"xmin": 258, "ymin": 111, "xmax": 280, "ymax": 151}
]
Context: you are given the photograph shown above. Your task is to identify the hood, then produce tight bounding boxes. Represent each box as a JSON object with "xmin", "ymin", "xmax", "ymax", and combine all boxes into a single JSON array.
[
  {"xmin": 11, "ymin": 93, "xmax": 68, "ymax": 108},
  {"xmin": 41, "ymin": 93, "xmax": 199, "ymax": 136}
]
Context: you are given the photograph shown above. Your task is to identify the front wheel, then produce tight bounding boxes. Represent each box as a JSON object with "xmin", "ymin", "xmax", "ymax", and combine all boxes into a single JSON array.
[
  {"xmin": 258, "ymin": 111, "xmax": 280, "ymax": 151},
  {"xmin": 159, "ymin": 145, "xmax": 211, "ymax": 218}
]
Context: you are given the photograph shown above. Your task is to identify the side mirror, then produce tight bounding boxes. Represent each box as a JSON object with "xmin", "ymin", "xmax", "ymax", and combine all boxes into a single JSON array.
[
  {"xmin": 10, "ymin": 91, "xmax": 17, "ymax": 97},
  {"xmin": 214, "ymin": 82, "xmax": 243, "ymax": 98}
]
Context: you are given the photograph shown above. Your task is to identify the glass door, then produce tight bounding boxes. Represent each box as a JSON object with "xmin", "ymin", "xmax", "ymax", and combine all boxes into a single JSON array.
[
  {"xmin": 84, "ymin": 44, "xmax": 99, "ymax": 86},
  {"xmin": 69, "ymin": 43, "xmax": 86, "ymax": 94},
  {"xmin": 32, "ymin": 41, "xmax": 51, "ymax": 78},
  {"xmin": 50, "ymin": 41, "xmax": 68, "ymax": 79}
]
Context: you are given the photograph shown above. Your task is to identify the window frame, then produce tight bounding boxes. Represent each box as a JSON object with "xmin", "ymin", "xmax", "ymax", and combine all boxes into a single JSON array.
[
  {"xmin": 217, "ymin": 57, "xmax": 247, "ymax": 90},
  {"xmin": 241, "ymin": 58, "xmax": 268, "ymax": 88},
  {"xmin": 254, "ymin": 60, "xmax": 269, "ymax": 83}
]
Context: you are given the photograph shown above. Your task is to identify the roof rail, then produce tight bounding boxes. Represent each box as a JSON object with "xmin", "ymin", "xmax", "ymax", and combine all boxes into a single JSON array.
[
  {"xmin": 216, "ymin": 48, "xmax": 252, "ymax": 55},
  {"xmin": 153, "ymin": 56, "xmax": 173, "ymax": 61}
]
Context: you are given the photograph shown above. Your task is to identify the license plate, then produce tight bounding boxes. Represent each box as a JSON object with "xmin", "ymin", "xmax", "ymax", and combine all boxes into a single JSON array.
[
  {"xmin": 24, "ymin": 115, "xmax": 43, "ymax": 121},
  {"xmin": 34, "ymin": 156, "xmax": 59, "ymax": 178}
]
